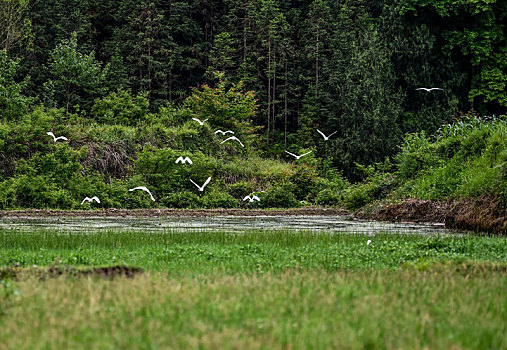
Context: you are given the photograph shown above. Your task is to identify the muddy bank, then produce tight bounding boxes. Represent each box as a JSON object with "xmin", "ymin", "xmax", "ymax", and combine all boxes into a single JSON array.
[
  {"xmin": 357, "ymin": 197, "xmax": 506, "ymax": 235},
  {"xmin": 445, "ymin": 196, "xmax": 506, "ymax": 235},
  {"xmin": 0, "ymin": 265, "xmax": 143, "ymax": 280},
  {"xmin": 0, "ymin": 207, "xmax": 348, "ymax": 218}
]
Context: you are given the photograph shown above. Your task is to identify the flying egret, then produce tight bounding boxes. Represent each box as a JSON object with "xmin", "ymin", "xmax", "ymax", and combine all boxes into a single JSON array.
[
  {"xmin": 129, "ymin": 186, "xmax": 155, "ymax": 201},
  {"xmin": 285, "ymin": 150, "xmax": 312, "ymax": 160},
  {"xmin": 317, "ymin": 129, "xmax": 337, "ymax": 141},
  {"xmin": 192, "ymin": 117, "xmax": 208, "ymax": 126},
  {"xmin": 47, "ymin": 132, "xmax": 69, "ymax": 142},
  {"xmin": 190, "ymin": 177, "xmax": 211, "ymax": 192},
  {"xmin": 215, "ymin": 130, "xmax": 235, "ymax": 135},
  {"xmin": 415, "ymin": 87, "xmax": 443, "ymax": 92},
  {"xmin": 175, "ymin": 156, "xmax": 193, "ymax": 164},
  {"xmin": 220, "ymin": 136, "xmax": 244, "ymax": 147},
  {"xmin": 243, "ymin": 195, "xmax": 261, "ymax": 203},
  {"xmin": 81, "ymin": 196, "xmax": 100, "ymax": 205}
]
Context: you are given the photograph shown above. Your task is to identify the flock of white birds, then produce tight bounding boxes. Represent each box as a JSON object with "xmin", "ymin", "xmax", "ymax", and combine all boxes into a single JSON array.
[{"xmin": 47, "ymin": 87, "xmax": 441, "ymax": 209}]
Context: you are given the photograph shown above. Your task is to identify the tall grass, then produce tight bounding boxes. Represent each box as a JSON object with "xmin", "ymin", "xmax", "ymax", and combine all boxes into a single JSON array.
[
  {"xmin": 1, "ymin": 229, "xmax": 505, "ymax": 272},
  {"xmin": 1, "ymin": 267, "xmax": 506, "ymax": 349}
]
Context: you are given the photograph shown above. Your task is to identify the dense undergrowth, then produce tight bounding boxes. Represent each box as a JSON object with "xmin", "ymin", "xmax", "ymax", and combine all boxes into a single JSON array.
[
  {"xmin": 343, "ymin": 113, "xmax": 506, "ymax": 211},
  {"xmin": 0, "ymin": 76, "xmax": 504, "ymax": 211}
]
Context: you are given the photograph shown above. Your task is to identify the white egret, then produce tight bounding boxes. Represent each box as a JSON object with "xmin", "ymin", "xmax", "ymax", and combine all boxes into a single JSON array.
[
  {"xmin": 243, "ymin": 195, "xmax": 260, "ymax": 203},
  {"xmin": 81, "ymin": 196, "xmax": 100, "ymax": 205},
  {"xmin": 189, "ymin": 177, "xmax": 211, "ymax": 192},
  {"xmin": 367, "ymin": 240, "xmax": 372, "ymax": 246},
  {"xmin": 220, "ymin": 136, "xmax": 244, "ymax": 147},
  {"xmin": 192, "ymin": 117, "xmax": 208, "ymax": 126},
  {"xmin": 47, "ymin": 132, "xmax": 69, "ymax": 142},
  {"xmin": 317, "ymin": 129, "xmax": 337, "ymax": 141},
  {"xmin": 285, "ymin": 150, "xmax": 312, "ymax": 160},
  {"xmin": 175, "ymin": 156, "xmax": 193, "ymax": 164},
  {"xmin": 215, "ymin": 130, "xmax": 234, "ymax": 135},
  {"xmin": 129, "ymin": 186, "xmax": 155, "ymax": 201},
  {"xmin": 415, "ymin": 87, "xmax": 443, "ymax": 92}
]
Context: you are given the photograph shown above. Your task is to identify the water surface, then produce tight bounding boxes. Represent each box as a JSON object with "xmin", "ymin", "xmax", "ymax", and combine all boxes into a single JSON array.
[{"xmin": 0, "ymin": 215, "xmax": 450, "ymax": 235}]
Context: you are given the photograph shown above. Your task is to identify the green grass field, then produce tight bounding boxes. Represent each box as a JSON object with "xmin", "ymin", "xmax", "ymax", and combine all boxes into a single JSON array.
[{"xmin": 1, "ymin": 229, "xmax": 506, "ymax": 349}]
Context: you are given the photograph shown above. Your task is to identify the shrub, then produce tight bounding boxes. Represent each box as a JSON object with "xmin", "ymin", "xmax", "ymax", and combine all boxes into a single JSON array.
[
  {"xmin": 227, "ymin": 181, "xmax": 256, "ymax": 199},
  {"xmin": 262, "ymin": 183, "xmax": 299, "ymax": 208},
  {"xmin": 290, "ymin": 164, "xmax": 317, "ymax": 201},
  {"xmin": 92, "ymin": 90, "xmax": 150, "ymax": 126},
  {"xmin": 162, "ymin": 191, "xmax": 203, "ymax": 209},
  {"xmin": 315, "ymin": 189, "xmax": 342, "ymax": 207},
  {"xmin": 202, "ymin": 190, "xmax": 238, "ymax": 208}
]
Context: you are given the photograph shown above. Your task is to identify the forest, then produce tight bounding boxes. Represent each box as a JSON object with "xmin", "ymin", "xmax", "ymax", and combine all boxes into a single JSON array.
[{"xmin": 0, "ymin": 0, "xmax": 506, "ymax": 214}]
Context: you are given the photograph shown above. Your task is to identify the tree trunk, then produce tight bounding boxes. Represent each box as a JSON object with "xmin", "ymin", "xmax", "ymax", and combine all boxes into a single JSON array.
[
  {"xmin": 267, "ymin": 38, "xmax": 271, "ymax": 145},
  {"xmin": 284, "ymin": 59, "xmax": 288, "ymax": 149}
]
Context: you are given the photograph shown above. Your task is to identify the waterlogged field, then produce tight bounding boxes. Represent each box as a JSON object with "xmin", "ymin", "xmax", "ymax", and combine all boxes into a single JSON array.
[{"xmin": 1, "ymin": 227, "xmax": 506, "ymax": 349}]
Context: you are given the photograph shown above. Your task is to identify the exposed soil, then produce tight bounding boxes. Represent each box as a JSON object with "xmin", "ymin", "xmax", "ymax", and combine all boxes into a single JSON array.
[
  {"xmin": 0, "ymin": 265, "xmax": 144, "ymax": 280},
  {"xmin": 357, "ymin": 196, "xmax": 506, "ymax": 235},
  {"xmin": 0, "ymin": 207, "xmax": 348, "ymax": 218},
  {"xmin": 357, "ymin": 199, "xmax": 452, "ymax": 223},
  {"xmin": 445, "ymin": 196, "xmax": 506, "ymax": 235}
]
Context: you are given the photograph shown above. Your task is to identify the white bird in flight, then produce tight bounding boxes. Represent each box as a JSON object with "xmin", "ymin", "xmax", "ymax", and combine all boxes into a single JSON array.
[
  {"xmin": 317, "ymin": 129, "xmax": 337, "ymax": 141},
  {"xmin": 175, "ymin": 156, "xmax": 193, "ymax": 164},
  {"xmin": 415, "ymin": 87, "xmax": 443, "ymax": 92},
  {"xmin": 243, "ymin": 195, "xmax": 260, "ymax": 203},
  {"xmin": 47, "ymin": 132, "xmax": 69, "ymax": 142},
  {"xmin": 215, "ymin": 129, "xmax": 235, "ymax": 135},
  {"xmin": 190, "ymin": 177, "xmax": 211, "ymax": 192},
  {"xmin": 285, "ymin": 150, "xmax": 312, "ymax": 160},
  {"xmin": 81, "ymin": 196, "xmax": 100, "ymax": 205},
  {"xmin": 220, "ymin": 136, "xmax": 244, "ymax": 147},
  {"xmin": 129, "ymin": 186, "xmax": 155, "ymax": 201},
  {"xmin": 192, "ymin": 117, "xmax": 208, "ymax": 126}
]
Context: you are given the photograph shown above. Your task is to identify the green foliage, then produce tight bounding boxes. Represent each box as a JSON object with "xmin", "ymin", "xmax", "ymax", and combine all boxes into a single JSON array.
[
  {"xmin": 395, "ymin": 114, "xmax": 506, "ymax": 201},
  {"xmin": 263, "ymin": 183, "xmax": 300, "ymax": 208},
  {"xmin": 92, "ymin": 90, "xmax": 150, "ymax": 126},
  {"xmin": 185, "ymin": 72, "xmax": 258, "ymax": 140},
  {"xmin": 0, "ymin": 50, "xmax": 31, "ymax": 122},
  {"xmin": 47, "ymin": 32, "xmax": 108, "ymax": 114},
  {"xmin": 226, "ymin": 181, "xmax": 257, "ymax": 199},
  {"xmin": 161, "ymin": 191, "xmax": 203, "ymax": 209},
  {"xmin": 202, "ymin": 190, "xmax": 238, "ymax": 209}
]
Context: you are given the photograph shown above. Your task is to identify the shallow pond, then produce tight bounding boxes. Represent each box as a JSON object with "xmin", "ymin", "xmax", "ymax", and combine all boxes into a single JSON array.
[{"xmin": 0, "ymin": 215, "xmax": 451, "ymax": 235}]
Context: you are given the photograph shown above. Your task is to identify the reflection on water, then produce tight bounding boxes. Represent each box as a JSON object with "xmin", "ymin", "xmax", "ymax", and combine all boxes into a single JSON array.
[{"xmin": 0, "ymin": 215, "xmax": 449, "ymax": 235}]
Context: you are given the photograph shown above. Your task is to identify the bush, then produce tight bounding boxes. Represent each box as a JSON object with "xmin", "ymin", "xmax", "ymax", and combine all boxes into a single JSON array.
[
  {"xmin": 262, "ymin": 183, "xmax": 299, "ymax": 208},
  {"xmin": 92, "ymin": 90, "xmax": 150, "ymax": 126},
  {"xmin": 315, "ymin": 189, "xmax": 342, "ymax": 207},
  {"xmin": 227, "ymin": 181, "xmax": 256, "ymax": 199},
  {"xmin": 202, "ymin": 190, "xmax": 238, "ymax": 208},
  {"xmin": 162, "ymin": 191, "xmax": 203, "ymax": 209}
]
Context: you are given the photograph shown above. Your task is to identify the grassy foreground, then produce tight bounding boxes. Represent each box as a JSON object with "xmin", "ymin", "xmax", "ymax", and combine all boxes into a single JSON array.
[{"xmin": 1, "ymin": 229, "xmax": 506, "ymax": 349}]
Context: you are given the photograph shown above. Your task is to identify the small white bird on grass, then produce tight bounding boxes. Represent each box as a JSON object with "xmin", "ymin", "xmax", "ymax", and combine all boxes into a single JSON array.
[
  {"xmin": 175, "ymin": 156, "xmax": 193, "ymax": 164},
  {"xmin": 190, "ymin": 177, "xmax": 211, "ymax": 192},
  {"xmin": 192, "ymin": 117, "xmax": 209, "ymax": 126},
  {"xmin": 47, "ymin": 132, "xmax": 69, "ymax": 142},
  {"xmin": 415, "ymin": 87, "xmax": 443, "ymax": 92},
  {"xmin": 285, "ymin": 150, "xmax": 312, "ymax": 160},
  {"xmin": 129, "ymin": 186, "xmax": 155, "ymax": 201},
  {"xmin": 220, "ymin": 136, "xmax": 244, "ymax": 147},
  {"xmin": 367, "ymin": 239, "xmax": 372, "ymax": 246},
  {"xmin": 81, "ymin": 196, "xmax": 100, "ymax": 205},
  {"xmin": 317, "ymin": 129, "xmax": 337, "ymax": 141},
  {"xmin": 243, "ymin": 195, "xmax": 260, "ymax": 203},
  {"xmin": 215, "ymin": 130, "xmax": 234, "ymax": 135}
]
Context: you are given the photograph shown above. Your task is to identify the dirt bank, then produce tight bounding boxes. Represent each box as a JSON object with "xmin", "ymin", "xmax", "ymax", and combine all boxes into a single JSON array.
[
  {"xmin": 357, "ymin": 197, "xmax": 506, "ymax": 235},
  {"xmin": 0, "ymin": 207, "xmax": 349, "ymax": 218}
]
